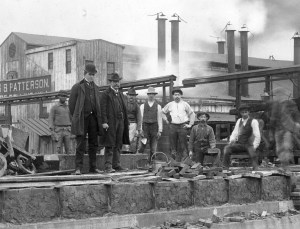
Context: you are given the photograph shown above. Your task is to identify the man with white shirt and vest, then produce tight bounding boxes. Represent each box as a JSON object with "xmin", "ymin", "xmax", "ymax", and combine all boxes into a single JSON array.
[
  {"xmin": 162, "ymin": 87, "xmax": 195, "ymax": 161},
  {"xmin": 138, "ymin": 87, "xmax": 163, "ymax": 162},
  {"xmin": 223, "ymin": 104, "xmax": 261, "ymax": 170},
  {"xmin": 69, "ymin": 64, "xmax": 103, "ymax": 175},
  {"xmin": 101, "ymin": 73, "xmax": 130, "ymax": 173}
]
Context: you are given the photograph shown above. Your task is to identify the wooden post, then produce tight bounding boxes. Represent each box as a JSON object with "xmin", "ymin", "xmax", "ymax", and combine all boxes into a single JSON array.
[
  {"xmin": 235, "ymin": 79, "xmax": 241, "ymax": 108},
  {"xmin": 162, "ymin": 83, "xmax": 166, "ymax": 106},
  {"xmin": 5, "ymin": 103, "xmax": 12, "ymax": 125},
  {"xmin": 39, "ymin": 100, "xmax": 44, "ymax": 118},
  {"xmin": 169, "ymin": 79, "xmax": 174, "ymax": 101}
]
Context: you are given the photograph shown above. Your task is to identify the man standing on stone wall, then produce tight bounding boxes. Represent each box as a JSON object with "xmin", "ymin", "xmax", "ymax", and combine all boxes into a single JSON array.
[
  {"xmin": 138, "ymin": 87, "xmax": 163, "ymax": 162},
  {"xmin": 69, "ymin": 64, "xmax": 103, "ymax": 175},
  {"xmin": 125, "ymin": 87, "xmax": 142, "ymax": 152},
  {"xmin": 100, "ymin": 73, "xmax": 129, "ymax": 173},
  {"xmin": 49, "ymin": 90, "xmax": 72, "ymax": 154},
  {"xmin": 162, "ymin": 87, "xmax": 195, "ymax": 161}
]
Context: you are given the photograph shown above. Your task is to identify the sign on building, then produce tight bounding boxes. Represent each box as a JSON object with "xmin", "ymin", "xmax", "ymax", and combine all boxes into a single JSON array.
[{"xmin": 0, "ymin": 75, "xmax": 51, "ymax": 97}]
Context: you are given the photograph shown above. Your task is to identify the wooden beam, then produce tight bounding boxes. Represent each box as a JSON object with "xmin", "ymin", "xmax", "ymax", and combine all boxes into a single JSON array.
[{"xmin": 182, "ymin": 65, "xmax": 300, "ymax": 86}]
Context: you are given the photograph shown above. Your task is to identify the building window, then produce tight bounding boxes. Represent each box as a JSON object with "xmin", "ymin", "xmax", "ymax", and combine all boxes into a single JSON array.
[
  {"xmin": 48, "ymin": 53, "xmax": 53, "ymax": 70},
  {"xmin": 107, "ymin": 62, "xmax": 115, "ymax": 83},
  {"xmin": 66, "ymin": 49, "xmax": 71, "ymax": 74}
]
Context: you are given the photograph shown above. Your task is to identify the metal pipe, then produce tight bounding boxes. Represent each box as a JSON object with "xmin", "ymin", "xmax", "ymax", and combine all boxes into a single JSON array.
[
  {"xmin": 226, "ymin": 24, "xmax": 236, "ymax": 97},
  {"xmin": 239, "ymin": 25, "xmax": 249, "ymax": 97},
  {"xmin": 170, "ymin": 16, "xmax": 181, "ymax": 79},
  {"xmin": 217, "ymin": 40, "xmax": 225, "ymax": 54},
  {"xmin": 157, "ymin": 16, "xmax": 167, "ymax": 73},
  {"xmin": 293, "ymin": 32, "xmax": 300, "ymax": 98}
]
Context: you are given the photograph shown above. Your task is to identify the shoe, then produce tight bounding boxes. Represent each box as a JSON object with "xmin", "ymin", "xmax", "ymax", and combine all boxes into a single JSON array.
[
  {"xmin": 89, "ymin": 168, "xmax": 104, "ymax": 174},
  {"xmin": 113, "ymin": 166, "xmax": 129, "ymax": 172},
  {"xmin": 104, "ymin": 168, "xmax": 116, "ymax": 173},
  {"xmin": 74, "ymin": 169, "xmax": 81, "ymax": 175}
]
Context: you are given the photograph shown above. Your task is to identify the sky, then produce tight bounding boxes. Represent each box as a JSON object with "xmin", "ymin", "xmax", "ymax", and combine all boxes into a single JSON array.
[{"xmin": 0, "ymin": 0, "xmax": 300, "ymax": 61}]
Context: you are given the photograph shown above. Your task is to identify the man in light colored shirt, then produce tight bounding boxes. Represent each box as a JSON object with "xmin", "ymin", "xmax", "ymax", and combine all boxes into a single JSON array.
[
  {"xmin": 223, "ymin": 104, "xmax": 261, "ymax": 170},
  {"xmin": 138, "ymin": 87, "xmax": 163, "ymax": 162},
  {"xmin": 162, "ymin": 87, "xmax": 195, "ymax": 161}
]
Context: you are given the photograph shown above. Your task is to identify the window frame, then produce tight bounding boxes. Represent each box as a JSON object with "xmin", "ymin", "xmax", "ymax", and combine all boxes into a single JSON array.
[{"xmin": 66, "ymin": 49, "xmax": 71, "ymax": 74}]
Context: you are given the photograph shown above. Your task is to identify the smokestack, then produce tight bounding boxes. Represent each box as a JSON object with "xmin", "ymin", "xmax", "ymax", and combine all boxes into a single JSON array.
[
  {"xmin": 157, "ymin": 13, "xmax": 167, "ymax": 74},
  {"xmin": 226, "ymin": 23, "xmax": 236, "ymax": 97},
  {"xmin": 239, "ymin": 25, "xmax": 249, "ymax": 97},
  {"xmin": 217, "ymin": 38, "xmax": 225, "ymax": 54},
  {"xmin": 170, "ymin": 14, "xmax": 181, "ymax": 82},
  {"xmin": 293, "ymin": 32, "xmax": 300, "ymax": 98}
]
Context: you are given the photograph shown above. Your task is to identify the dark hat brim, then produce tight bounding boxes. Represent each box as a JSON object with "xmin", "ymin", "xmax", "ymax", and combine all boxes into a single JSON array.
[
  {"xmin": 238, "ymin": 104, "xmax": 250, "ymax": 111},
  {"xmin": 197, "ymin": 112, "xmax": 210, "ymax": 120},
  {"xmin": 127, "ymin": 93, "xmax": 138, "ymax": 96}
]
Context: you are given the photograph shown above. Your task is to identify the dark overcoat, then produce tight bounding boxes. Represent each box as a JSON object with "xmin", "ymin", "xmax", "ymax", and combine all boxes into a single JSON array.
[
  {"xmin": 100, "ymin": 87, "xmax": 130, "ymax": 147},
  {"xmin": 69, "ymin": 79, "xmax": 103, "ymax": 136}
]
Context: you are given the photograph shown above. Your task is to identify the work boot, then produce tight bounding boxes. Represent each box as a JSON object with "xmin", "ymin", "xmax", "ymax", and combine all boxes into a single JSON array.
[
  {"xmin": 113, "ymin": 166, "xmax": 128, "ymax": 172},
  {"xmin": 104, "ymin": 167, "xmax": 116, "ymax": 173},
  {"xmin": 89, "ymin": 168, "xmax": 104, "ymax": 174},
  {"xmin": 74, "ymin": 169, "xmax": 81, "ymax": 175}
]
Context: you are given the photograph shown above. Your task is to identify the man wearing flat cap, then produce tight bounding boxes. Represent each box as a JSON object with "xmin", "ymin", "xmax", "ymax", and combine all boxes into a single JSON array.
[
  {"xmin": 188, "ymin": 112, "xmax": 217, "ymax": 165},
  {"xmin": 125, "ymin": 87, "xmax": 142, "ymax": 152},
  {"xmin": 49, "ymin": 90, "xmax": 72, "ymax": 154},
  {"xmin": 162, "ymin": 87, "xmax": 195, "ymax": 161},
  {"xmin": 138, "ymin": 87, "xmax": 163, "ymax": 162},
  {"xmin": 69, "ymin": 64, "xmax": 103, "ymax": 175},
  {"xmin": 100, "ymin": 73, "xmax": 129, "ymax": 173},
  {"xmin": 223, "ymin": 104, "xmax": 261, "ymax": 170}
]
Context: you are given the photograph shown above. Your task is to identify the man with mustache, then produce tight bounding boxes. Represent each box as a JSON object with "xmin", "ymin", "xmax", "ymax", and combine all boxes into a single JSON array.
[
  {"xmin": 162, "ymin": 87, "xmax": 195, "ymax": 161},
  {"xmin": 188, "ymin": 112, "xmax": 217, "ymax": 165}
]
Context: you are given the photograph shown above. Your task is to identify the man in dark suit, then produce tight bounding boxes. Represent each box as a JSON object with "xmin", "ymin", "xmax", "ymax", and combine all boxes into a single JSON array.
[
  {"xmin": 69, "ymin": 64, "xmax": 103, "ymax": 175},
  {"xmin": 100, "ymin": 73, "xmax": 130, "ymax": 173}
]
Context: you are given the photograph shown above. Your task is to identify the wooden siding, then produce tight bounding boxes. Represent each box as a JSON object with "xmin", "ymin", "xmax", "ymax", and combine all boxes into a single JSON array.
[{"xmin": 76, "ymin": 40, "xmax": 123, "ymax": 86}]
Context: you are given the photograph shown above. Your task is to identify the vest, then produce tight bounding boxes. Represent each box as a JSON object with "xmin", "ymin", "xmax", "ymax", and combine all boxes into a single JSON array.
[
  {"xmin": 237, "ymin": 118, "xmax": 253, "ymax": 145},
  {"xmin": 84, "ymin": 82, "xmax": 96, "ymax": 117},
  {"xmin": 127, "ymin": 102, "xmax": 138, "ymax": 122},
  {"xmin": 195, "ymin": 124, "xmax": 210, "ymax": 146},
  {"xmin": 143, "ymin": 101, "xmax": 158, "ymax": 123}
]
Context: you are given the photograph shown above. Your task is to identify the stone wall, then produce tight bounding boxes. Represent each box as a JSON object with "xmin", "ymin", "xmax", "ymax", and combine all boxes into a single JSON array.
[{"xmin": 0, "ymin": 176, "xmax": 291, "ymax": 224}]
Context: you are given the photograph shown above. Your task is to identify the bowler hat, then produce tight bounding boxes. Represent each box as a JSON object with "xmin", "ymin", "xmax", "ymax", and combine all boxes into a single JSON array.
[
  {"xmin": 197, "ymin": 112, "xmax": 210, "ymax": 120},
  {"xmin": 127, "ymin": 87, "xmax": 138, "ymax": 96},
  {"xmin": 172, "ymin": 87, "xmax": 183, "ymax": 95},
  {"xmin": 84, "ymin": 63, "xmax": 97, "ymax": 74},
  {"xmin": 58, "ymin": 90, "xmax": 69, "ymax": 97},
  {"xmin": 108, "ymin": 73, "xmax": 122, "ymax": 82},
  {"xmin": 147, "ymin": 87, "xmax": 157, "ymax": 94},
  {"xmin": 238, "ymin": 104, "xmax": 250, "ymax": 111}
]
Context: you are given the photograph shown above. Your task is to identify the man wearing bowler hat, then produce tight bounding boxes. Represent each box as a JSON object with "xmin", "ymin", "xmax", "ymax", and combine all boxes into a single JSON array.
[
  {"xmin": 125, "ymin": 87, "xmax": 142, "ymax": 152},
  {"xmin": 223, "ymin": 104, "xmax": 261, "ymax": 170},
  {"xmin": 49, "ymin": 90, "xmax": 72, "ymax": 154},
  {"xmin": 188, "ymin": 112, "xmax": 217, "ymax": 165},
  {"xmin": 162, "ymin": 87, "xmax": 195, "ymax": 161},
  {"xmin": 138, "ymin": 87, "xmax": 163, "ymax": 162},
  {"xmin": 69, "ymin": 64, "xmax": 103, "ymax": 175},
  {"xmin": 100, "ymin": 73, "xmax": 129, "ymax": 173}
]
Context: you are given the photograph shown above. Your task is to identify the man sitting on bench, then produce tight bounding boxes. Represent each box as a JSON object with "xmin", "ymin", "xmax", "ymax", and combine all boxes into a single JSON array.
[{"xmin": 223, "ymin": 104, "xmax": 261, "ymax": 170}]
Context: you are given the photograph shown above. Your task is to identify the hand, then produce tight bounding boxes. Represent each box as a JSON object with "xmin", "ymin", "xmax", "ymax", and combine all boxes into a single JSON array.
[
  {"xmin": 157, "ymin": 132, "xmax": 161, "ymax": 139},
  {"xmin": 184, "ymin": 124, "xmax": 191, "ymax": 129},
  {"xmin": 102, "ymin": 123, "xmax": 109, "ymax": 131},
  {"xmin": 165, "ymin": 119, "xmax": 169, "ymax": 124},
  {"xmin": 189, "ymin": 151, "xmax": 193, "ymax": 158}
]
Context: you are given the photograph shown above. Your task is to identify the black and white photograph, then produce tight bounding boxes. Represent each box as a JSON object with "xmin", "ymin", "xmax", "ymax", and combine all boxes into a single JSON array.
[{"xmin": 0, "ymin": 0, "xmax": 300, "ymax": 228}]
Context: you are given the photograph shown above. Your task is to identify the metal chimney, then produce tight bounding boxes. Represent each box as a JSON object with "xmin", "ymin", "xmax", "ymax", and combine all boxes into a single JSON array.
[
  {"xmin": 226, "ymin": 23, "xmax": 236, "ymax": 97},
  {"xmin": 239, "ymin": 25, "xmax": 249, "ymax": 97},
  {"xmin": 157, "ymin": 13, "xmax": 167, "ymax": 73},
  {"xmin": 170, "ymin": 14, "xmax": 181, "ymax": 79},
  {"xmin": 293, "ymin": 32, "xmax": 300, "ymax": 98},
  {"xmin": 217, "ymin": 38, "xmax": 225, "ymax": 54}
]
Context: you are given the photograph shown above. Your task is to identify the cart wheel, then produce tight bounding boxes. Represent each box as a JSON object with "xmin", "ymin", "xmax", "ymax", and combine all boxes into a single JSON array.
[
  {"xmin": 16, "ymin": 154, "xmax": 36, "ymax": 174},
  {"xmin": 0, "ymin": 154, "xmax": 7, "ymax": 177}
]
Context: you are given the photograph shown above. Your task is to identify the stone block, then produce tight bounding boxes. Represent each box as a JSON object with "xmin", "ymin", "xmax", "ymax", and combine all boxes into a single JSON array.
[
  {"xmin": 194, "ymin": 179, "xmax": 228, "ymax": 206},
  {"xmin": 110, "ymin": 182, "xmax": 153, "ymax": 214},
  {"xmin": 155, "ymin": 181, "xmax": 192, "ymax": 210},
  {"xmin": 2, "ymin": 188, "xmax": 59, "ymax": 224},
  {"xmin": 229, "ymin": 178, "xmax": 261, "ymax": 204},
  {"xmin": 261, "ymin": 176, "xmax": 290, "ymax": 201},
  {"xmin": 60, "ymin": 184, "xmax": 108, "ymax": 218}
]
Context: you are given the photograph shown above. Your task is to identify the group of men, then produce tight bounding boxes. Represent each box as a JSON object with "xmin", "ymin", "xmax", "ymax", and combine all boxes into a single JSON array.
[{"xmin": 49, "ymin": 63, "xmax": 269, "ymax": 174}]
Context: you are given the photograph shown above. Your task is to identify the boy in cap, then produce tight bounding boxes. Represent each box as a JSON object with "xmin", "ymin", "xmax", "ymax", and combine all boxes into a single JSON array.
[
  {"xmin": 162, "ymin": 87, "xmax": 195, "ymax": 161},
  {"xmin": 223, "ymin": 104, "xmax": 261, "ymax": 170},
  {"xmin": 49, "ymin": 90, "xmax": 72, "ymax": 154},
  {"xmin": 101, "ymin": 73, "xmax": 129, "ymax": 173},
  {"xmin": 138, "ymin": 87, "xmax": 163, "ymax": 162},
  {"xmin": 69, "ymin": 64, "xmax": 103, "ymax": 175},
  {"xmin": 188, "ymin": 112, "xmax": 217, "ymax": 165}
]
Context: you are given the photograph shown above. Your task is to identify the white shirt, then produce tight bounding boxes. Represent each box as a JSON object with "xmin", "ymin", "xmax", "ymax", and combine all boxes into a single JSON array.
[
  {"xmin": 230, "ymin": 118, "xmax": 261, "ymax": 149},
  {"xmin": 140, "ymin": 101, "xmax": 163, "ymax": 132},
  {"xmin": 162, "ymin": 100, "xmax": 195, "ymax": 125}
]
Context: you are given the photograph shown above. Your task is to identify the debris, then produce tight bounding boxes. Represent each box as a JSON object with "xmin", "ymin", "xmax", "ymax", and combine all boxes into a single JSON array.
[
  {"xmin": 227, "ymin": 216, "xmax": 245, "ymax": 222},
  {"xmin": 261, "ymin": 211, "xmax": 267, "ymax": 217}
]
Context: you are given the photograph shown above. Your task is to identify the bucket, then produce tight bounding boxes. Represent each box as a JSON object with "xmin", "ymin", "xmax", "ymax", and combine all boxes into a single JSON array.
[{"xmin": 151, "ymin": 152, "xmax": 169, "ymax": 171}]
